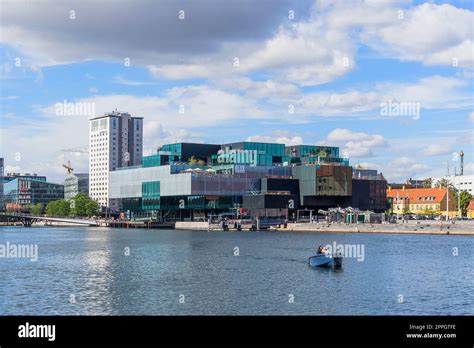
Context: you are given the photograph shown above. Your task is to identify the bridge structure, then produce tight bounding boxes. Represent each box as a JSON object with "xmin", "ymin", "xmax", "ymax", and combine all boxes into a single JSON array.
[{"xmin": 0, "ymin": 213, "xmax": 98, "ymax": 227}]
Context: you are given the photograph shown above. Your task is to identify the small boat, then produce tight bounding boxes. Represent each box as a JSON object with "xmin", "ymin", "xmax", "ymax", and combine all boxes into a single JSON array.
[{"xmin": 308, "ymin": 253, "xmax": 343, "ymax": 269}]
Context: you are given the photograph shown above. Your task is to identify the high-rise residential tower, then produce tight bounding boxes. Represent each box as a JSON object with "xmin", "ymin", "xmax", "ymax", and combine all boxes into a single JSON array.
[{"xmin": 89, "ymin": 111, "xmax": 143, "ymax": 209}]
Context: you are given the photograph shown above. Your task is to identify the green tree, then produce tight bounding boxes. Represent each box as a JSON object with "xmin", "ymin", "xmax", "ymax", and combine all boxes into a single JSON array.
[
  {"xmin": 69, "ymin": 193, "xmax": 87, "ymax": 217},
  {"xmin": 31, "ymin": 203, "xmax": 43, "ymax": 215},
  {"xmin": 421, "ymin": 207, "xmax": 440, "ymax": 217},
  {"xmin": 45, "ymin": 200, "xmax": 70, "ymax": 217},
  {"xmin": 45, "ymin": 201, "xmax": 58, "ymax": 216},
  {"xmin": 84, "ymin": 199, "xmax": 100, "ymax": 217},
  {"xmin": 68, "ymin": 193, "xmax": 100, "ymax": 217},
  {"xmin": 458, "ymin": 191, "xmax": 472, "ymax": 216},
  {"xmin": 422, "ymin": 178, "xmax": 432, "ymax": 188},
  {"xmin": 435, "ymin": 179, "xmax": 457, "ymax": 192}
]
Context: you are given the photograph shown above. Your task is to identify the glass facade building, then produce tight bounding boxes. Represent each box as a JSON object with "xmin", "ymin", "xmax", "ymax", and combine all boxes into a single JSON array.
[
  {"xmin": 1, "ymin": 173, "xmax": 48, "ymax": 209},
  {"xmin": 108, "ymin": 140, "xmax": 387, "ymax": 218},
  {"xmin": 3, "ymin": 178, "xmax": 64, "ymax": 207},
  {"xmin": 285, "ymin": 145, "xmax": 349, "ymax": 166},
  {"xmin": 211, "ymin": 141, "xmax": 291, "ymax": 167},
  {"xmin": 144, "ymin": 143, "xmax": 221, "ymax": 167}
]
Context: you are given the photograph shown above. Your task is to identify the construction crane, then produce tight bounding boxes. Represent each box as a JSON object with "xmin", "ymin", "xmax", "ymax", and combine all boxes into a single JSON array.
[{"xmin": 62, "ymin": 160, "xmax": 74, "ymax": 174}]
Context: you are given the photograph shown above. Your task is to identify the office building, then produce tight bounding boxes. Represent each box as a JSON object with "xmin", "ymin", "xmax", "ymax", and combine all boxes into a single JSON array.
[
  {"xmin": 432, "ymin": 174, "xmax": 474, "ymax": 195},
  {"xmin": 0, "ymin": 170, "xmax": 48, "ymax": 209},
  {"xmin": 89, "ymin": 111, "xmax": 143, "ymax": 208},
  {"xmin": 107, "ymin": 139, "xmax": 386, "ymax": 220},
  {"xmin": 3, "ymin": 178, "xmax": 64, "ymax": 208}
]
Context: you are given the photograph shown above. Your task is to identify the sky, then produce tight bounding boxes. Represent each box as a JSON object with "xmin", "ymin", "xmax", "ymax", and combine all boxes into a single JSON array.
[{"xmin": 0, "ymin": 0, "xmax": 473, "ymax": 183}]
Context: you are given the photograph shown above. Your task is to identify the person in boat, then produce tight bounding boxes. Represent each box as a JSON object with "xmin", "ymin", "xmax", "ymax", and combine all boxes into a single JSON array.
[{"xmin": 317, "ymin": 245, "xmax": 328, "ymax": 254}]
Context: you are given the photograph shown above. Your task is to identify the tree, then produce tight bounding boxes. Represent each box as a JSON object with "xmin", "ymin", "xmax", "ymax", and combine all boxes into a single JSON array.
[
  {"xmin": 68, "ymin": 193, "xmax": 100, "ymax": 217},
  {"xmin": 84, "ymin": 199, "xmax": 100, "ymax": 217},
  {"xmin": 422, "ymin": 178, "xmax": 432, "ymax": 188},
  {"xmin": 45, "ymin": 200, "xmax": 70, "ymax": 217},
  {"xmin": 31, "ymin": 203, "xmax": 43, "ymax": 215},
  {"xmin": 69, "ymin": 193, "xmax": 87, "ymax": 217},
  {"xmin": 458, "ymin": 191, "xmax": 472, "ymax": 216},
  {"xmin": 435, "ymin": 179, "xmax": 457, "ymax": 192},
  {"xmin": 422, "ymin": 207, "xmax": 440, "ymax": 217}
]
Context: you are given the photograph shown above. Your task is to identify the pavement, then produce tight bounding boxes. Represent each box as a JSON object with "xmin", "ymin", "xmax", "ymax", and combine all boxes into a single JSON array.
[{"xmin": 278, "ymin": 220, "xmax": 474, "ymax": 235}]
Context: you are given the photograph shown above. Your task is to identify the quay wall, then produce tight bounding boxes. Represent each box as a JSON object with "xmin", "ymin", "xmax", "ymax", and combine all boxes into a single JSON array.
[{"xmin": 175, "ymin": 221, "xmax": 209, "ymax": 230}]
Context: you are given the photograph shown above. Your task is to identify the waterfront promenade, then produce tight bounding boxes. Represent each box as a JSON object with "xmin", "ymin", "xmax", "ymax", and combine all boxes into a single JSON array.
[
  {"xmin": 2, "ymin": 215, "xmax": 473, "ymax": 235},
  {"xmin": 174, "ymin": 220, "xmax": 474, "ymax": 235},
  {"xmin": 278, "ymin": 220, "xmax": 474, "ymax": 235}
]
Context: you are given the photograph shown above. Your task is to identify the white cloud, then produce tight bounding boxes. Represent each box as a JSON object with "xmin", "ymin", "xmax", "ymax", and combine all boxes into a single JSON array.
[
  {"xmin": 39, "ymin": 86, "xmax": 266, "ymax": 130},
  {"xmin": 3, "ymin": 85, "xmax": 266, "ymax": 180},
  {"xmin": 142, "ymin": 122, "xmax": 203, "ymax": 155},
  {"xmin": 4, "ymin": 165, "xmax": 21, "ymax": 173},
  {"xmin": 150, "ymin": 2, "xmax": 474, "ymax": 85},
  {"xmin": 260, "ymin": 75, "xmax": 472, "ymax": 119},
  {"xmin": 353, "ymin": 162, "xmax": 379, "ymax": 170},
  {"xmin": 366, "ymin": 3, "xmax": 474, "ymax": 67},
  {"xmin": 211, "ymin": 77, "xmax": 299, "ymax": 99},
  {"xmin": 421, "ymin": 143, "xmax": 454, "ymax": 157},
  {"xmin": 323, "ymin": 128, "xmax": 387, "ymax": 158},
  {"xmin": 1, "ymin": 63, "xmax": 12, "ymax": 76},
  {"xmin": 379, "ymin": 76, "xmax": 471, "ymax": 110},
  {"xmin": 385, "ymin": 157, "xmax": 430, "ymax": 182},
  {"xmin": 246, "ymin": 131, "xmax": 303, "ymax": 146},
  {"xmin": 469, "ymin": 112, "xmax": 474, "ymax": 123},
  {"xmin": 149, "ymin": 64, "xmax": 216, "ymax": 80},
  {"xmin": 114, "ymin": 75, "xmax": 160, "ymax": 86},
  {"xmin": 295, "ymin": 91, "xmax": 381, "ymax": 116},
  {"xmin": 1, "ymin": 0, "xmax": 472, "ymax": 89}
]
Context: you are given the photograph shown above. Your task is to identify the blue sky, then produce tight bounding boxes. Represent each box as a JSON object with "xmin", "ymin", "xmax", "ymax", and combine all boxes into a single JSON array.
[{"xmin": 0, "ymin": 0, "xmax": 473, "ymax": 183}]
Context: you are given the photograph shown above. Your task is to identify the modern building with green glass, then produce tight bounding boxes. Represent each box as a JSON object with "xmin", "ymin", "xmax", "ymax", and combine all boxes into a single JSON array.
[{"xmin": 107, "ymin": 139, "xmax": 388, "ymax": 220}]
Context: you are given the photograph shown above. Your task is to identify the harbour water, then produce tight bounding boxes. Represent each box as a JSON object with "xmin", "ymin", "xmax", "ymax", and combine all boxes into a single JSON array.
[{"xmin": 0, "ymin": 226, "xmax": 472, "ymax": 315}]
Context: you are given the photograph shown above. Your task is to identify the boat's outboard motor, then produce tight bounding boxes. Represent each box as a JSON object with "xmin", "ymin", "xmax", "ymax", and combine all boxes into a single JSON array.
[{"xmin": 333, "ymin": 254, "xmax": 343, "ymax": 269}]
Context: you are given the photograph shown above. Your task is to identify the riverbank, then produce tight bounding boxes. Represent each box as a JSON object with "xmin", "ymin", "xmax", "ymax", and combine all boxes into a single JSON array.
[
  {"xmin": 276, "ymin": 221, "xmax": 474, "ymax": 235},
  {"xmin": 3, "ymin": 220, "xmax": 474, "ymax": 235},
  {"xmin": 0, "ymin": 221, "xmax": 90, "ymax": 227},
  {"xmin": 174, "ymin": 220, "xmax": 474, "ymax": 235}
]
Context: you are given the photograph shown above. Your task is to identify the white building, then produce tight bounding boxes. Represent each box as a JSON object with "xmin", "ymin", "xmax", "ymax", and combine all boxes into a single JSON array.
[
  {"xmin": 432, "ymin": 174, "xmax": 474, "ymax": 194},
  {"xmin": 89, "ymin": 111, "xmax": 143, "ymax": 208}
]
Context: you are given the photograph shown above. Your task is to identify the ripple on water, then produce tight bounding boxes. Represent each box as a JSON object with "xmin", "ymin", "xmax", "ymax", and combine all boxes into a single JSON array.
[{"xmin": 0, "ymin": 227, "xmax": 472, "ymax": 315}]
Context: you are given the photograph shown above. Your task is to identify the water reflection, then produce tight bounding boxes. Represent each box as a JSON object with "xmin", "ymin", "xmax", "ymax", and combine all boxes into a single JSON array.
[{"xmin": 0, "ymin": 227, "xmax": 472, "ymax": 315}]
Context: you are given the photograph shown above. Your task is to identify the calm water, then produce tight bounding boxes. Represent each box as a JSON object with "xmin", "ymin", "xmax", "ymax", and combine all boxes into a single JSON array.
[{"xmin": 0, "ymin": 226, "xmax": 472, "ymax": 315}]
